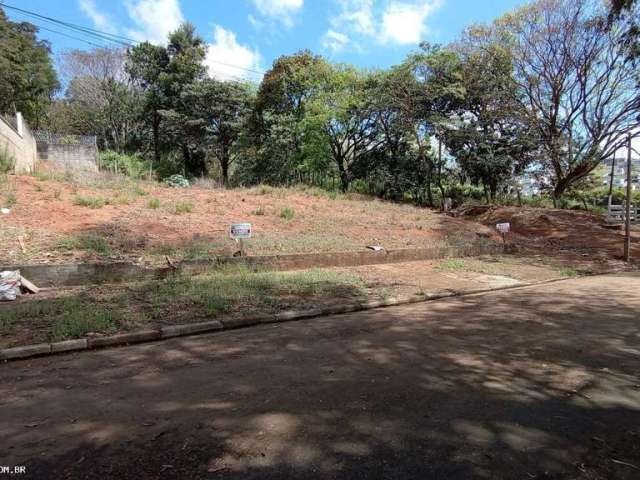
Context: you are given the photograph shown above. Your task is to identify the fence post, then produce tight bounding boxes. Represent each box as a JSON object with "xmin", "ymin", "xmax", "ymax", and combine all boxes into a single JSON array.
[
  {"xmin": 624, "ymin": 133, "xmax": 632, "ymax": 262},
  {"xmin": 15, "ymin": 112, "xmax": 24, "ymax": 137}
]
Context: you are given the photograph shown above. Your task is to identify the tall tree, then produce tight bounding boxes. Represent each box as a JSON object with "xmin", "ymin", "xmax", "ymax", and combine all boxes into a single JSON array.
[
  {"xmin": 491, "ymin": 0, "xmax": 640, "ymax": 202},
  {"xmin": 308, "ymin": 66, "xmax": 383, "ymax": 192},
  {"xmin": 126, "ymin": 23, "xmax": 205, "ymax": 174},
  {"xmin": 0, "ymin": 8, "xmax": 58, "ymax": 127},
  {"xmin": 180, "ymin": 79, "xmax": 253, "ymax": 184},
  {"xmin": 60, "ymin": 48, "xmax": 140, "ymax": 151}
]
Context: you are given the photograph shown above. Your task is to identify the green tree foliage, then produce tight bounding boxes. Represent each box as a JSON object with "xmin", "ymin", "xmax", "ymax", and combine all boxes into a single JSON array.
[
  {"xmin": 0, "ymin": 8, "xmax": 58, "ymax": 126},
  {"xmin": 179, "ymin": 79, "xmax": 253, "ymax": 183}
]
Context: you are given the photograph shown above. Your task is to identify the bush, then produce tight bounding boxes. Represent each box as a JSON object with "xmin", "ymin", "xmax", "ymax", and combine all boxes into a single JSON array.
[
  {"xmin": 98, "ymin": 150, "xmax": 149, "ymax": 178},
  {"xmin": 0, "ymin": 147, "xmax": 15, "ymax": 174},
  {"xmin": 279, "ymin": 206, "xmax": 295, "ymax": 220},
  {"xmin": 164, "ymin": 174, "xmax": 190, "ymax": 188},
  {"xmin": 73, "ymin": 195, "xmax": 109, "ymax": 209},
  {"xmin": 147, "ymin": 198, "xmax": 160, "ymax": 209},
  {"xmin": 175, "ymin": 201, "xmax": 194, "ymax": 214}
]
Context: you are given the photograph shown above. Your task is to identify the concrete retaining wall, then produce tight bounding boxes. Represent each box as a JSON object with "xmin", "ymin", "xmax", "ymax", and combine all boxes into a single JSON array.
[
  {"xmin": 36, "ymin": 143, "xmax": 98, "ymax": 171},
  {"xmin": 2, "ymin": 243, "xmax": 507, "ymax": 288},
  {"xmin": 0, "ymin": 113, "xmax": 37, "ymax": 174}
]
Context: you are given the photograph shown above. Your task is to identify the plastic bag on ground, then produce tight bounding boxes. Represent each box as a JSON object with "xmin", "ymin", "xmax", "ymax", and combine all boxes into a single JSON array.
[{"xmin": 0, "ymin": 270, "xmax": 21, "ymax": 301}]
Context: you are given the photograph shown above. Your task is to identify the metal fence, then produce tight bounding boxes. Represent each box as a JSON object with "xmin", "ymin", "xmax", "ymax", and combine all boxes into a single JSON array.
[
  {"xmin": 0, "ymin": 112, "xmax": 18, "ymax": 132},
  {"xmin": 34, "ymin": 130, "xmax": 97, "ymax": 146}
]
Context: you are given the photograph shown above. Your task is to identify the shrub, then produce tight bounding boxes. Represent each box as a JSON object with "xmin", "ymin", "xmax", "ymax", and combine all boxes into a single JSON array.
[
  {"xmin": 73, "ymin": 195, "xmax": 108, "ymax": 209},
  {"xmin": 3, "ymin": 192, "xmax": 17, "ymax": 207},
  {"xmin": 0, "ymin": 147, "xmax": 15, "ymax": 174},
  {"xmin": 147, "ymin": 198, "xmax": 160, "ymax": 209},
  {"xmin": 58, "ymin": 233, "xmax": 112, "ymax": 256},
  {"xmin": 279, "ymin": 206, "xmax": 295, "ymax": 220},
  {"xmin": 253, "ymin": 206, "xmax": 266, "ymax": 215},
  {"xmin": 164, "ymin": 174, "xmax": 190, "ymax": 188},
  {"xmin": 98, "ymin": 150, "xmax": 149, "ymax": 178},
  {"xmin": 175, "ymin": 201, "xmax": 194, "ymax": 214}
]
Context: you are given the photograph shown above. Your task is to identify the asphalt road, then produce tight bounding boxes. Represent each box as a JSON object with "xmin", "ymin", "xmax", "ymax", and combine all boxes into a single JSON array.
[{"xmin": 2, "ymin": 273, "xmax": 640, "ymax": 479}]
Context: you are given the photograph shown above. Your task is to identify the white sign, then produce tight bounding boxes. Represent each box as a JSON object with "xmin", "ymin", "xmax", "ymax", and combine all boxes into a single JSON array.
[
  {"xmin": 230, "ymin": 223, "xmax": 252, "ymax": 239},
  {"xmin": 496, "ymin": 222, "xmax": 510, "ymax": 234}
]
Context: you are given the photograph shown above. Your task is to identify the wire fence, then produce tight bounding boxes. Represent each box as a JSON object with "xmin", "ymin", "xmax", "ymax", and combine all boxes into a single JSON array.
[
  {"xmin": 0, "ymin": 112, "xmax": 18, "ymax": 132},
  {"xmin": 34, "ymin": 130, "xmax": 97, "ymax": 146}
]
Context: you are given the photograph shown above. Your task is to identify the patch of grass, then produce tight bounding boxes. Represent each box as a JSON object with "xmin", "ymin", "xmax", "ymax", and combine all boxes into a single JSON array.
[
  {"xmin": 147, "ymin": 197, "xmax": 160, "ymax": 209},
  {"xmin": 557, "ymin": 266, "xmax": 579, "ymax": 278},
  {"xmin": 3, "ymin": 192, "xmax": 17, "ymax": 207},
  {"xmin": 253, "ymin": 205, "xmax": 266, "ymax": 215},
  {"xmin": 435, "ymin": 258, "xmax": 468, "ymax": 271},
  {"xmin": 114, "ymin": 194, "xmax": 131, "ymax": 205},
  {"xmin": 174, "ymin": 201, "xmax": 194, "ymax": 214},
  {"xmin": 73, "ymin": 195, "xmax": 109, "ymax": 209},
  {"xmin": 51, "ymin": 306, "xmax": 118, "ymax": 341},
  {"xmin": 279, "ymin": 206, "xmax": 295, "ymax": 220},
  {"xmin": 147, "ymin": 267, "xmax": 364, "ymax": 317},
  {"xmin": 132, "ymin": 185, "xmax": 148, "ymax": 196},
  {"xmin": 58, "ymin": 233, "xmax": 112, "ymax": 256},
  {"xmin": 0, "ymin": 147, "xmax": 15, "ymax": 174}
]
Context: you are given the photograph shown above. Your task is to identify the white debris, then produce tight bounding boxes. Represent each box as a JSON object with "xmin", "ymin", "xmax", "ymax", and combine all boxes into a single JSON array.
[{"xmin": 0, "ymin": 270, "xmax": 21, "ymax": 301}]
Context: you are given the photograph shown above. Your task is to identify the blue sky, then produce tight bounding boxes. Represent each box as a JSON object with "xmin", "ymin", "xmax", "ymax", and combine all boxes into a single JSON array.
[{"xmin": 5, "ymin": 0, "xmax": 526, "ymax": 81}]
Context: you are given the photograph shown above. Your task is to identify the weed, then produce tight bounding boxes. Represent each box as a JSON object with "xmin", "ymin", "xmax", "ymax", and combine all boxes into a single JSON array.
[
  {"xmin": 147, "ymin": 267, "xmax": 363, "ymax": 317},
  {"xmin": 59, "ymin": 233, "xmax": 112, "ymax": 256},
  {"xmin": 175, "ymin": 201, "xmax": 194, "ymax": 214},
  {"xmin": 435, "ymin": 258, "xmax": 468, "ymax": 271},
  {"xmin": 3, "ymin": 192, "xmax": 16, "ymax": 207},
  {"xmin": 259, "ymin": 185, "xmax": 274, "ymax": 195},
  {"xmin": 51, "ymin": 307, "xmax": 117, "ymax": 341},
  {"xmin": 132, "ymin": 185, "xmax": 148, "ymax": 196},
  {"xmin": 73, "ymin": 195, "xmax": 109, "ymax": 209},
  {"xmin": 53, "ymin": 189, "xmax": 62, "ymax": 200},
  {"xmin": 557, "ymin": 266, "xmax": 579, "ymax": 277},
  {"xmin": 147, "ymin": 197, "xmax": 160, "ymax": 209},
  {"xmin": 253, "ymin": 205, "xmax": 266, "ymax": 215},
  {"xmin": 279, "ymin": 206, "xmax": 295, "ymax": 220},
  {"xmin": 0, "ymin": 147, "xmax": 15, "ymax": 174}
]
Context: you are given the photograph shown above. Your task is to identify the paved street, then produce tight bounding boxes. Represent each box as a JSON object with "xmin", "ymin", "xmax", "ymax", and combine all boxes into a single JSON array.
[{"xmin": 2, "ymin": 273, "xmax": 640, "ymax": 479}]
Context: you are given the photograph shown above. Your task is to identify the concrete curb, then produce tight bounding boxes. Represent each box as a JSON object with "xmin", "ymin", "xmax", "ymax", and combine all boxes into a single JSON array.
[{"xmin": 0, "ymin": 274, "xmax": 585, "ymax": 363}]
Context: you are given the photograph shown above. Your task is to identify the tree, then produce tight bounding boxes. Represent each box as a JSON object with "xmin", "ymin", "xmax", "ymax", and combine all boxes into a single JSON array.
[
  {"xmin": 243, "ymin": 51, "xmax": 332, "ymax": 185},
  {"xmin": 308, "ymin": 66, "xmax": 383, "ymax": 192},
  {"xmin": 444, "ymin": 31, "xmax": 538, "ymax": 201},
  {"xmin": 60, "ymin": 48, "xmax": 140, "ymax": 151},
  {"xmin": 493, "ymin": 0, "xmax": 640, "ymax": 202},
  {"xmin": 180, "ymin": 79, "xmax": 253, "ymax": 184},
  {"xmin": 0, "ymin": 8, "xmax": 58, "ymax": 126},
  {"xmin": 126, "ymin": 23, "xmax": 206, "ymax": 175},
  {"xmin": 383, "ymin": 44, "xmax": 466, "ymax": 205}
]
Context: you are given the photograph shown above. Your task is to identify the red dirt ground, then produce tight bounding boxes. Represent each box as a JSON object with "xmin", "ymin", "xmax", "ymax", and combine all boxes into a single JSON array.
[
  {"xmin": 0, "ymin": 169, "xmax": 496, "ymax": 265},
  {"xmin": 461, "ymin": 205, "xmax": 640, "ymax": 265}
]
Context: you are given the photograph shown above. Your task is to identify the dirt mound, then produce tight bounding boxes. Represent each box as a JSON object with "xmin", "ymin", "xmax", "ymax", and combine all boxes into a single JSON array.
[{"xmin": 462, "ymin": 206, "xmax": 640, "ymax": 264}]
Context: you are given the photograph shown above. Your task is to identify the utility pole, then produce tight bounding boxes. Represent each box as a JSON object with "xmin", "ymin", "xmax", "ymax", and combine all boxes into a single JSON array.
[{"xmin": 624, "ymin": 134, "xmax": 632, "ymax": 262}]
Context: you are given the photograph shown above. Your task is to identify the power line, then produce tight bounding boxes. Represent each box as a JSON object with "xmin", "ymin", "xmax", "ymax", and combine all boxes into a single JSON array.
[
  {"xmin": 1, "ymin": 1, "xmax": 266, "ymax": 79},
  {"xmin": 0, "ymin": 2, "xmax": 135, "ymax": 45}
]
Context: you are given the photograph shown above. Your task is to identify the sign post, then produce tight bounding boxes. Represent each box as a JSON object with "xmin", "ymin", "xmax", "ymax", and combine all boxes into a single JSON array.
[
  {"xmin": 496, "ymin": 222, "xmax": 510, "ymax": 250},
  {"xmin": 229, "ymin": 223, "xmax": 252, "ymax": 257}
]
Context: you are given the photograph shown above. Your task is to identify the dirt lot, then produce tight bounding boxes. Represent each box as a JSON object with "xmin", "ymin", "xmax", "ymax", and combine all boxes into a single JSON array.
[
  {"xmin": 2, "ymin": 273, "xmax": 639, "ymax": 479},
  {"xmin": 0, "ymin": 168, "xmax": 495, "ymax": 266}
]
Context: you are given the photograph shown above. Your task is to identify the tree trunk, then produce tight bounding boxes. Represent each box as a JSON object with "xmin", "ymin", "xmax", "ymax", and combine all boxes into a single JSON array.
[{"xmin": 152, "ymin": 113, "xmax": 161, "ymax": 168}]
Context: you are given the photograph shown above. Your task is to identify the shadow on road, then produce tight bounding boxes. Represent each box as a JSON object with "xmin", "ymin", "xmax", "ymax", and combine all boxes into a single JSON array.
[{"xmin": 2, "ymin": 273, "xmax": 640, "ymax": 479}]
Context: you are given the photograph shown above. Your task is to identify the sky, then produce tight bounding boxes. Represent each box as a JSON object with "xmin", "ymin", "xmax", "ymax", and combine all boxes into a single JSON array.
[{"xmin": 4, "ymin": 0, "xmax": 527, "ymax": 82}]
